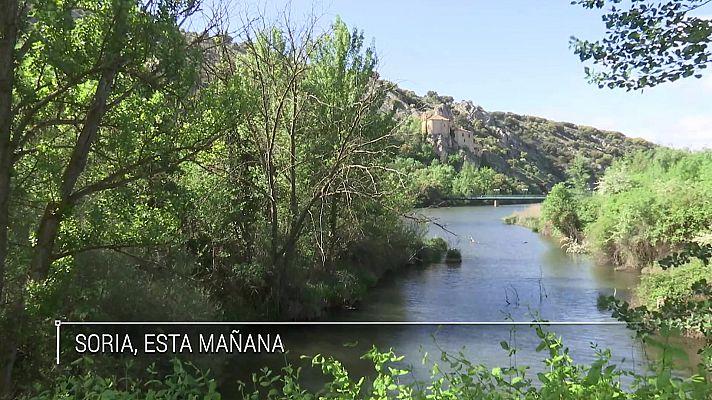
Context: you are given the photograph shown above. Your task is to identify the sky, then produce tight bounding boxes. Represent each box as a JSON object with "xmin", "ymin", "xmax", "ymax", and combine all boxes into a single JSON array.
[{"xmin": 211, "ymin": 0, "xmax": 712, "ymax": 149}]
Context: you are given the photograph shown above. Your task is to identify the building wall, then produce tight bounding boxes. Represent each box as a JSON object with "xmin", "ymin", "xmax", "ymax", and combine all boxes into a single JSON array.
[
  {"xmin": 420, "ymin": 113, "xmax": 481, "ymax": 160},
  {"xmin": 427, "ymin": 119, "xmax": 450, "ymax": 136},
  {"xmin": 454, "ymin": 127, "xmax": 477, "ymax": 152}
]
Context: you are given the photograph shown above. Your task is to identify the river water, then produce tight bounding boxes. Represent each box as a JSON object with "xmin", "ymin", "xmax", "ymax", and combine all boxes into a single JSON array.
[{"xmin": 223, "ymin": 205, "xmax": 697, "ymax": 390}]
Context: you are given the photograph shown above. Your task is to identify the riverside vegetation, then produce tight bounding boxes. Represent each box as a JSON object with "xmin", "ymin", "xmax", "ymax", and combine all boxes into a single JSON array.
[
  {"xmin": 25, "ymin": 328, "xmax": 712, "ymax": 399},
  {"xmin": 0, "ymin": 0, "xmax": 710, "ymax": 398},
  {"xmin": 511, "ymin": 148, "xmax": 712, "ymax": 375},
  {"xmin": 0, "ymin": 0, "xmax": 464, "ymax": 392}
]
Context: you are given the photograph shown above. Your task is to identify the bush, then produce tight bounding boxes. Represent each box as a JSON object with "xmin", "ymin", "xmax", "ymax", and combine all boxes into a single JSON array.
[
  {"xmin": 445, "ymin": 248, "xmax": 462, "ymax": 263},
  {"xmin": 583, "ymin": 149, "xmax": 712, "ymax": 268},
  {"xmin": 638, "ymin": 259, "xmax": 711, "ymax": 309},
  {"xmin": 541, "ymin": 183, "xmax": 583, "ymax": 240},
  {"xmin": 242, "ymin": 328, "xmax": 710, "ymax": 399},
  {"xmin": 25, "ymin": 359, "xmax": 220, "ymax": 400},
  {"xmin": 420, "ymin": 237, "xmax": 448, "ymax": 263}
]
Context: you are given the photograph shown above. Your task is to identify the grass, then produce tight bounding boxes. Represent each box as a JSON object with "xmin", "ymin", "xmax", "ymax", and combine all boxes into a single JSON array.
[{"xmin": 503, "ymin": 204, "xmax": 542, "ymax": 232}]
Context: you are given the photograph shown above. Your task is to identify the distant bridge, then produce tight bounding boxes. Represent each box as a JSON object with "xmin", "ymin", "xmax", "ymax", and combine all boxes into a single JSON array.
[
  {"xmin": 450, "ymin": 195, "xmax": 546, "ymax": 201},
  {"xmin": 443, "ymin": 194, "xmax": 546, "ymax": 206}
]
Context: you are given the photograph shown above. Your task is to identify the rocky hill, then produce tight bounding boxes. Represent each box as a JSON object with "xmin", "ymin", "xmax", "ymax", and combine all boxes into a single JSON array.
[
  {"xmin": 196, "ymin": 35, "xmax": 653, "ymax": 194},
  {"xmin": 385, "ymin": 85, "xmax": 656, "ymax": 193}
]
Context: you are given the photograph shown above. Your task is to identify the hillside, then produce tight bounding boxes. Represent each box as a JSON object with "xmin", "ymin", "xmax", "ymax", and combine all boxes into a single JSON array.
[
  {"xmin": 195, "ymin": 38, "xmax": 653, "ymax": 195},
  {"xmin": 386, "ymin": 86, "xmax": 656, "ymax": 194}
]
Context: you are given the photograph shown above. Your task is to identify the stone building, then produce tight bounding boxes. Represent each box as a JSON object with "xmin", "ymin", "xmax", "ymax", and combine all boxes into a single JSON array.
[
  {"xmin": 421, "ymin": 108, "xmax": 479, "ymax": 160},
  {"xmin": 421, "ymin": 113, "xmax": 451, "ymax": 136},
  {"xmin": 454, "ymin": 127, "xmax": 477, "ymax": 152}
]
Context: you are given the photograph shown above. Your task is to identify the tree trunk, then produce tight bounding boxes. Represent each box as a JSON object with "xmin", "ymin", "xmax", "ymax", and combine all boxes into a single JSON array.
[
  {"xmin": 325, "ymin": 195, "xmax": 339, "ymax": 273},
  {"xmin": 0, "ymin": 347, "xmax": 16, "ymax": 400},
  {"xmin": 29, "ymin": 66, "xmax": 117, "ymax": 281},
  {"xmin": 0, "ymin": 0, "xmax": 18, "ymax": 312},
  {"xmin": 266, "ymin": 153, "xmax": 282, "ymax": 313},
  {"xmin": 289, "ymin": 93, "xmax": 298, "ymax": 230},
  {"xmin": 0, "ymin": 0, "xmax": 19, "ymax": 396},
  {"xmin": 0, "ymin": 299, "xmax": 21, "ymax": 399}
]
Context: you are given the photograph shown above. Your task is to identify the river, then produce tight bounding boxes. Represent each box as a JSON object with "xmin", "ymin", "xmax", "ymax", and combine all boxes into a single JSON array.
[{"xmin": 222, "ymin": 205, "xmax": 698, "ymax": 391}]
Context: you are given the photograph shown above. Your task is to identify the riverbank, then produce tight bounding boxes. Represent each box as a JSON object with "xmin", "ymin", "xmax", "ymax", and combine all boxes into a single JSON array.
[
  {"xmin": 25, "ymin": 205, "xmax": 710, "ymax": 399},
  {"xmin": 223, "ymin": 205, "xmax": 656, "ymax": 389},
  {"xmin": 303, "ymin": 235, "xmax": 456, "ymax": 318},
  {"xmin": 507, "ymin": 205, "xmax": 709, "ymax": 344},
  {"xmin": 504, "ymin": 153, "xmax": 712, "ymax": 347},
  {"xmin": 502, "ymin": 203, "xmax": 543, "ymax": 231}
]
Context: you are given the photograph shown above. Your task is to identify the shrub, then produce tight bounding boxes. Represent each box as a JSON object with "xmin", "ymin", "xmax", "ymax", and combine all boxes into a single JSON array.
[
  {"xmin": 638, "ymin": 259, "xmax": 711, "ymax": 309},
  {"xmin": 24, "ymin": 329, "xmax": 712, "ymax": 400},
  {"xmin": 25, "ymin": 359, "xmax": 220, "ymax": 400},
  {"xmin": 541, "ymin": 183, "xmax": 583, "ymax": 240},
  {"xmin": 583, "ymin": 149, "xmax": 712, "ymax": 268},
  {"xmin": 445, "ymin": 248, "xmax": 462, "ymax": 263},
  {"xmin": 421, "ymin": 237, "xmax": 448, "ymax": 263},
  {"xmin": 242, "ymin": 328, "xmax": 710, "ymax": 399}
]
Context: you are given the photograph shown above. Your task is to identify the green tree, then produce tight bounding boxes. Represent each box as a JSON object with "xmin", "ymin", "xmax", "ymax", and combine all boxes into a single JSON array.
[
  {"xmin": 0, "ymin": 0, "xmax": 217, "ymax": 393},
  {"xmin": 193, "ymin": 17, "xmax": 402, "ymax": 314},
  {"xmin": 572, "ymin": 0, "xmax": 712, "ymax": 90},
  {"xmin": 411, "ymin": 161, "xmax": 456, "ymax": 205},
  {"xmin": 452, "ymin": 164, "xmax": 496, "ymax": 197},
  {"xmin": 566, "ymin": 154, "xmax": 594, "ymax": 191},
  {"xmin": 542, "ymin": 183, "xmax": 583, "ymax": 240}
]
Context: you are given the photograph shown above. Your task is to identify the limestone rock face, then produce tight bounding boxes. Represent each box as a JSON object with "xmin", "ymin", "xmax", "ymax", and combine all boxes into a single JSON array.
[
  {"xmin": 387, "ymin": 82, "xmax": 655, "ymax": 192},
  {"xmin": 433, "ymin": 103, "xmax": 453, "ymax": 120},
  {"xmin": 455, "ymin": 101, "xmax": 492, "ymax": 124}
]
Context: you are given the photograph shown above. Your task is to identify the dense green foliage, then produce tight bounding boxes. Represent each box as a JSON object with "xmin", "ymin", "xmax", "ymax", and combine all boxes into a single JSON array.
[
  {"xmin": 541, "ymin": 149, "xmax": 712, "ymax": 267},
  {"xmin": 601, "ymin": 244, "xmax": 711, "ymax": 372},
  {"xmin": 0, "ymin": 2, "xmax": 430, "ymax": 395},
  {"xmin": 0, "ymin": 0, "xmax": 702, "ymax": 397},
  {"xmin": 419, "ymin": 237, "xmax": 449, "ymax": 263},
  {"xmin": 569, "ymin": 1, "xmax": 712, "ymax": 375},
  {"xmin": 392, "ymin": 117, "xmax": 522, "ymax": 206},
  {"xmin": 638, "ymin": 259, "xmax": 711, "ymax": 311},
  {"xmin": 26, "ymin": 328, "xmax": 712, "ymax": 399},
  {"xmin": 590, "ymin": 150, "xmax": 711, "ymax": 267},
  {"xmin": 444, "ymin": 248, "xmax": 462, "ymax": 263},
  {"xmin": 541, "ymin": 184, "xmax": 584, "ymax": 241},
  {"xmin": 539, "ymin": 149, "xmax": 712, "ymax": 369},
  {"xmin": 572, "ymin": 0, "xmax": 712, "ymax": 90},
  {"xmin": 25, "ymin": 359, "xmax": 221, "ymax": 400}
]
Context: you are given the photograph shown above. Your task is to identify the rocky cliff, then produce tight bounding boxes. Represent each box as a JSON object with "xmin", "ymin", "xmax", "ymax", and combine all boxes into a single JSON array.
[{"xmin": 385, "ymin": 85, "xmax": 656, "ymax": 192}]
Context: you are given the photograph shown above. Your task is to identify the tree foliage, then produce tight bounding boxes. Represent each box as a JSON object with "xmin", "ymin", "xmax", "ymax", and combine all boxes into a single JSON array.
[
  {"xmin": 542, "ymin": 183, "xmax": 584, "ymax": 240},
  {"xmin": 540, "ymin": 148, "xmax": 712, "ymax": 370},
  {"xmin": 0, "ymin": 4, "xmax": 425, "ymax": 395},
  {"xmin": 566, "ymin": 154, "xmax": 594, "ymax": 191},
  {"xmin": 1, "ymin": 0, "xmax": 216, "ymax": 393},
  {"xmin": 572, "ymin": 0, "xmax": 712, "ymax": 89}
]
